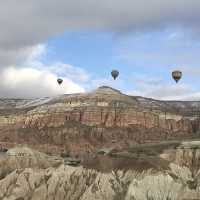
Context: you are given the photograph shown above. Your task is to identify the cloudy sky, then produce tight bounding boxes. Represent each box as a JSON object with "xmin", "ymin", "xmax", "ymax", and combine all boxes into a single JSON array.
[{"xmin": 0, "ymin": 0, "xmax": 200, "ymax": 100}]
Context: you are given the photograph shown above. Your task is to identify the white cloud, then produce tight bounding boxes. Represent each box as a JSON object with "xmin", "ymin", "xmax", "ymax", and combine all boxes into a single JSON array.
[
  {"xmin": 0, "ymin": 0, "xmax": 199, "ymax": 100},
  {"xmin": 0, "ymin": 0, "xmax": 200, "ymax": 68},
  {"xmin": 47, "ymin": 63, "xmax": 90, "ymax": 82},
  {"xmin": 0, "ymin": 67, "xmax": 84, "ymax": 98},
  {"xmin": 0, "ymin": 44, "xmax": 87, "ymax": 98},
  {"xmin": 147, "ymin": 84, "xmax": 193, "ymax": 100},
  {"xmin": 27, "ymin": 44, "xmax": 47, "ymax": 62},
  {"xmin": 128, "ymin": 75, "xmax": 200, "ymax": 101}
]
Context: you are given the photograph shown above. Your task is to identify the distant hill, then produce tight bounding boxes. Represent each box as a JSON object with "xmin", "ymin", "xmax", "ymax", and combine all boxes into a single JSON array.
[{"xmin": 0, "ymin": 86, "xmax": 199, "ymax": 156}]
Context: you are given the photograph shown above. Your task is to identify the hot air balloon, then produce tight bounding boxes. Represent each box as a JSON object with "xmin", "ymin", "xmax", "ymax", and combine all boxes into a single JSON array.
[
  {"xmin": 57, "ymin": 78, "xmax": 63, "ymax": 85},
  {"xmin": 111, "ymin": 70, "xmax": 119, "ymax": 80},
  {"xmin": 172, "ymin": 70, "xmax": 182, "ymax": 83}
]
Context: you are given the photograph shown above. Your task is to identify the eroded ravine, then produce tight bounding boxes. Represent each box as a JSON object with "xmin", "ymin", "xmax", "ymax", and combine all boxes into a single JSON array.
[{"xmin": 0, "ymin": 141, "xmax": 200, "ymax": 200}]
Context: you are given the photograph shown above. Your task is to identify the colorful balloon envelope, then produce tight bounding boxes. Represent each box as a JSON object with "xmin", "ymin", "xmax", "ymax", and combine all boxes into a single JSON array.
[{"xmin": 172, "ymin": 70, "xmax": 182, "ymax": 83}]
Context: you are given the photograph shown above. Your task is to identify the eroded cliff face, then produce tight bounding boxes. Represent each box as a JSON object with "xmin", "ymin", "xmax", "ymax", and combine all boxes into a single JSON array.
[
  {"xmin": 1, "ymin": 166, "xmax": 199, "ymax": 200},
  {"xmin": 1, "ymin": 144, "xmax": 200, "ymax": 200},
  {"xmin": 0, "ymin": 86, "xmax": 199, "ymax": 155}
]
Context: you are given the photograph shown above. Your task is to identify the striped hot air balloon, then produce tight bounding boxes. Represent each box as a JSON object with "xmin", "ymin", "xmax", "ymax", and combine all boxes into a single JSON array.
[{"xmin": 172, "ymin": 70, "xmax": 182, "ymax": 83}]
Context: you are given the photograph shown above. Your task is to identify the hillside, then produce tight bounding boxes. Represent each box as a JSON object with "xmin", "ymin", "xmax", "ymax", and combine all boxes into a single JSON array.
[
  {"xmin": 1, "ymin": 87, "xmax": 200, "ymax": 199},
  {"xmin": 0, "ymin": 86, "xmax": 199, "ymax": 156},
  {"xmin": 1, "ymin": 142, "xmax": 200, "ymax": 199}
]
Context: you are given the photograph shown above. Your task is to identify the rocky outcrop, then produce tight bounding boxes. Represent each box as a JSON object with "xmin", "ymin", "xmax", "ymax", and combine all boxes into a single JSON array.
[
  {"xmin": 0, "ymin": 86, "xmax": 199, "ymax": 155},
  {"xmin": 1, "ymin": 166, "xmax": 199, "ymax": 200},
  {"xmin": 1, "ymin": 145, "xmax": 200, "ymax": 200},
  {"xmin": 0, "ymin": 147, "xmax": 63, "ymax": 179},
  {"xmin": 2, "ymin": 87, "xmax": 200, "ymax": 199}
]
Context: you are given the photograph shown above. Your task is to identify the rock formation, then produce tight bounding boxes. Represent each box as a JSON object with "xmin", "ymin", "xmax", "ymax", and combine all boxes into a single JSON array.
[
  {"xmin": 0, "ymin": 143, "xmax": 200, "ymax": 199},
  {"xmin": 0, "ymin": 86, "xmax": 200, "ymax": 156}
]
